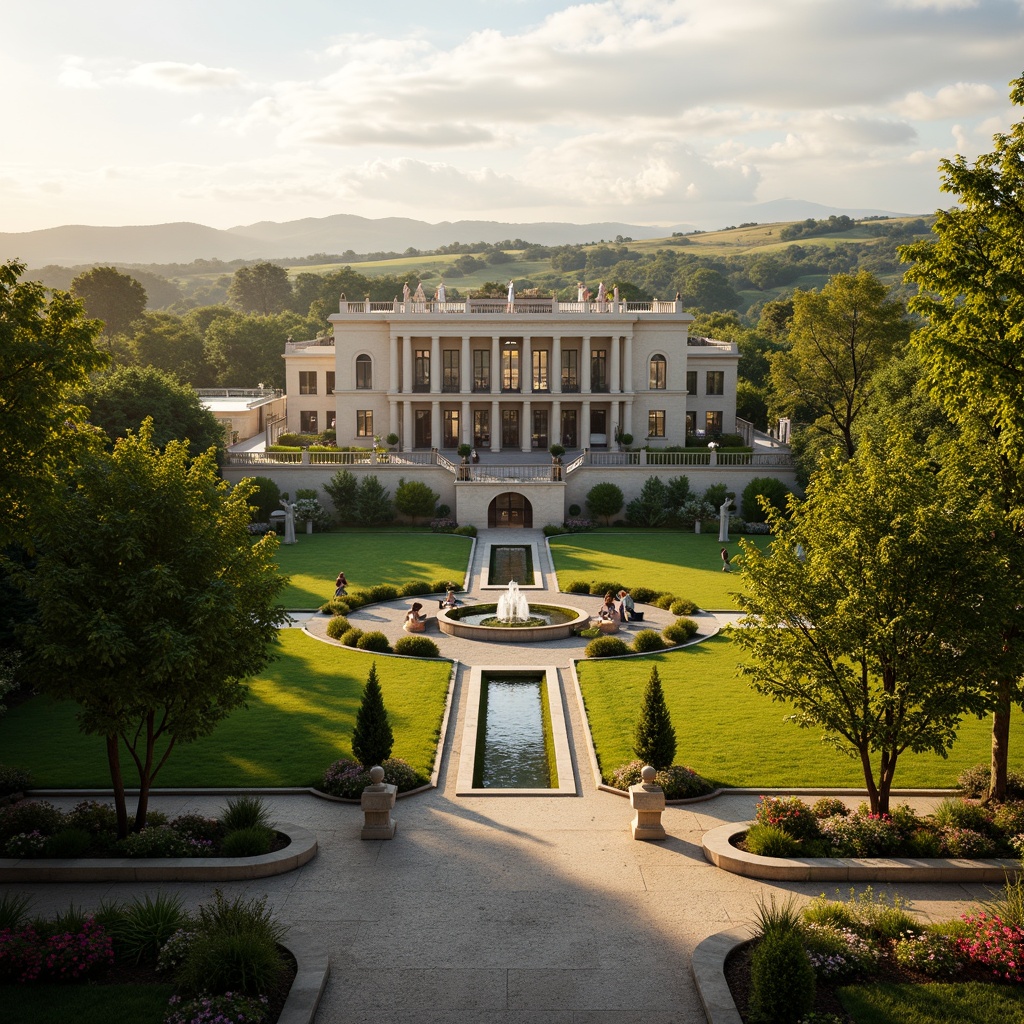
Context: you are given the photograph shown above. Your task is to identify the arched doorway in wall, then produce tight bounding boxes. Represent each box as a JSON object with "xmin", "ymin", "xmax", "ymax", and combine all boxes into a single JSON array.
[{"xmin": 488, "ymin": 492, "xmax": 533, "ymax": 528}]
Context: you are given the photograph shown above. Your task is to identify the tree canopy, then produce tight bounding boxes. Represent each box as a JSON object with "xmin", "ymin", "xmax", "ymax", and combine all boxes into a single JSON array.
[
  {"xmin": 19, "ymin": 420, "xmax": 287, "ymax": 835},
  {"xmin": 71, "ymin": 265, "xmax": 148, "ymax": 338},
  {"xmin": 228, "ymin": 261, "xmax": 293, "ymax": 315},
  {"xmin": 0, "ymin": 259, "xmax": 107, "ymax": 543},
  {"xmin": 735, "ymin": 434, "xmax": 1011, "ymax": 813}
]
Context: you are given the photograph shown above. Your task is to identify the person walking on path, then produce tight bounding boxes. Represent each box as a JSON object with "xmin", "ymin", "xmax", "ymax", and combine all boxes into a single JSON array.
[{"xmin": 720, "ymin": 547, "xmax": 732, "ymax": 572}]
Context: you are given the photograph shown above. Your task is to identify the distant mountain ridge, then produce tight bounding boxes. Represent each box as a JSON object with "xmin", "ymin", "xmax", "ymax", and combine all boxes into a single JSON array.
[{"xmin": 2, "ymin": 202, "xmax": 908, "ymax": 267}]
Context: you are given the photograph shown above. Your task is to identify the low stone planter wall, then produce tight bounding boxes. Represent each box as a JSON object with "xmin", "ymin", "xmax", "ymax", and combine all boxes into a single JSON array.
[
  {"xmin": 0, "ymin": 822, "xmax": 317, "ymax": 882},
  {"xmin": 702, "ymin": 821, "xmax": 1021, "ymax": 883},
  {"xmin": 691, "ymin": 928, "xmax": 750, "ymax": 1024}
]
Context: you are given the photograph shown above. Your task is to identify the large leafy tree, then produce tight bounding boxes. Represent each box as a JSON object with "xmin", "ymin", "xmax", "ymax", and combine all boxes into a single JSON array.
[
  {"xmin": 71, "ymin": 265, "xmax": 148, "ymax": 339},
  {"xmin": 126, "ymin": 311, "xmax": 213, "ymax": 386},
  {"xmin": 901, "ymin": 74, "xmax": 1024, "ymax": 801},
  {"xmin": 82, "ymin": 364, "xmax": 226, "ymax": 460},
  {"xmin": 228, "ymin": 262, "xmax": 292, "ymax": 315},
  {"xmin": 735, "ymin": 434, "xmax": 1011, "ymax": 814},
  {"xmin": 769, "ymin": 271, "xmax": 908, "ymax": 461},
  {"xmin": 19, "ymin": 420, "xmax": 287, "ymax": 836},
  {"xmin": 205, "ymin": 311, "xmax": 302, "ymax": 389},
  {"xmin": 0, "ymin": 259, "xmax": 107, "ymax": 543}
]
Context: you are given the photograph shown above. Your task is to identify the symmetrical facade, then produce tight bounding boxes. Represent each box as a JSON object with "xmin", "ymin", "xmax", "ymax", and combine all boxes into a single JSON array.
[{"xmin": 283, "ymin": 295, "xmax": 739, "ymax": 450}]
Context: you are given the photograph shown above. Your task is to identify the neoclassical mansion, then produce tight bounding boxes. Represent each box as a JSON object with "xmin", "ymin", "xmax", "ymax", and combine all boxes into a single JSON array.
[{"xmin": 222, "ymin": 293, "xmax": 795, "ymax": 529}]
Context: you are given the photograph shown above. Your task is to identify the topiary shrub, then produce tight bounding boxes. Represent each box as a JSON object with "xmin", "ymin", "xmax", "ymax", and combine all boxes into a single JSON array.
[
  {"xmin": 629, "ymin": 586, "xmax": 659, "ymax": 604},
  {"xmin": 393, "ymin": 635, "xmax": 441, "ymax": 658},
  {"xmin": 669, "ymin": 598, "xmax": 699, "ymax": 616},
  {"xmin": 325, "ymin": 615, "xmax": 352, "ymax": 640},
  {"xmin": 340, "ymin": 628, "xmax": 364, "ymax": 647},
  {"xmin": 585, "ymin": 482, "xmax": 624, "ymax": 525},
  {"xmin": 652, "ymin": 593, "xmax": 676, "ymax": 609},
  {"xmin": 748, "ymin": 928, "xmax": 816, "ymax": 1024},
  {"xmin": 365, "ymin": 583, "xmax": 401, "ymax": 603},
  {"xmin": 319, "ymin": 597, "xmax": 351, "ymax": 616},
  {"xmin": 244, "ymin": 475, "xmax": 281, "ymax": 523},
  {"xmin": 812, "ymin": 797, "xmax": 849, "ymax": 819},
  {"xmin": 568, "ymin": 504, "xmax": 581, "ymax": 517},
  {"xmin": 543, "ymin": 524, "xmax": 566, "ymax": 536},
  {"xmin": 584, "ymin": 636, "xmax": 630, "ymax": 658},
  {"xmin": 399, "ymin": 581, "xmax": 432, "ymax": 597},
  {"xmin": 345, "ymin": 590, "xmax": 372, "ymax": 609},
  {"xmin": 663, "ymin": 617, "xmax": 699, "ymax": 644},
  {"xmin": 588, "ymin": 580, "xmax": 624, "ymax": 597},
  {"xmin": 351, "ymin": 663, "xmax": 394, "ymax": 765},
  {"xmin": 633, "ymin": 666, "xmax": 675, "ymax": 768},
  {"xmin": 453, "ymin": 524, "xmax": 477, "ymax": 537},
  {"xmin": 356, "ymin": 631, "xmax": 392, "ymax": 654},
  {"xmin": 432, "ymin": 580, "xmax": 463, "ymax": 594},
  {"xmin": 631, "ymin": 629, "xmax": 666, "ymax": 653},
  {"xmin": 742, "ymin": 476, "xmax": 792, "ymax": 523},
  {"xmin": 567, "ymin": 580, "xmax": 592, "ymax": 594}
]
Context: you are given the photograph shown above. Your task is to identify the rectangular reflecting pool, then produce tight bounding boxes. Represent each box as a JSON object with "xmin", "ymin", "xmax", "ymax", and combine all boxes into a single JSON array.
[
  {"xmin": 456, "ymin": 666, "xmax": 576, "ymax": 797},
  {"xmin": 487, "ymin": 544, "xmax": 535, "ymax": 586}
]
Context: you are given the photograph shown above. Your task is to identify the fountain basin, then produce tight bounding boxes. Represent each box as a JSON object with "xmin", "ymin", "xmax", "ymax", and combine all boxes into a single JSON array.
[{"xmin": 439, "ymin": 603, "xmax": 589, "ymax": 643}]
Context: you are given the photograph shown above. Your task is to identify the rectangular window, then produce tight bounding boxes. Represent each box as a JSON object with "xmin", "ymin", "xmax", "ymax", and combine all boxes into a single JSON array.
[
  {"xmin": 685, "ymin": 411, "xmax": 696, "ymax": 437},
  {"xmin": 561, "ymin": 349, "xmax": 579, "ymax": 391},
  {"xmin": 591, "ymin": 349, "xmax": 607, "ymax": 392},
  {"xmin": 473, "ymin": 349, "xmax": 490, "ymax": 391},
  {"xmin": 706, "ymin": 410, "xmax": 722, "ymax": 434},
  {"xmin": 473, "ymin": 409, "xmax": 490, "ymax": 447},
  {"xmin": 300, "ymin": 410, "xmax": 318, "ymax": 433},
  {"xmin": 706, "ymin": 370, "xmax": 724, "ymax": 396},
  {"xmin": 686, "ymin": 370, "xmax": 697, "ymax": 395},
  {"xmin": 414, "ymin": 349, "xmax": 430, "ymax": 391},
  {"xmin": 502, "ymin": 347, "xmax": 520, "ymax": 391},
  {"xmin": 356, "ymin": 410, "xmax": 373, "ymax": 437},
  {"xmin": 648, "ymin": 410, "xmax": 666, "ymax": 437},
  {"xmin": 443, "ymin": 350, "xmax": 460, "ymax": 392},
  {"xmin": 532, "ymin": 350, "xmax": 548, "ymax": 392},
  {"xmin": 443, "ymin": 409, "xmax": 459, "ymax": 447},
  {"xmin": 532, "ymin": 408, "xmax": 548, "ymax": 448},
  {"xmin": 299, "ymin": 371, "xmax": 317, "ymax": 396},
  {"xmin": 326, "ymin": 371, "xmax": 335, "ymax": 395}
]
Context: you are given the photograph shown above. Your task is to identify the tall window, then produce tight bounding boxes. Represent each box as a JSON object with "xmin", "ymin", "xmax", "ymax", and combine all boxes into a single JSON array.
[
  {"xmin": 532, "ymin": 349, "xmax": 548, "ymax": 392},
  {"xmin": 473, "ymin": 409, "xmax": 490, "ymax": 446},
  {"xmin": 706, "ymin": 410, "xmax": 722, "ymax": 434},
  {"xmin": 356, "ymin": 410, "xmax": 373, "ymax": 437},
  {"xmin": 326, "ymin": 371, "xmax": 335, "ymax": 395},
  {"xmin": 686, "ymin": 370, "xmax": 697, "ymax": 394},
  {"xmin": 414, "ymin": 349, "xmax": 430, "ymax": 391},
  {"xmin": 685, "ymin": 411, "xmax": 696, "ymax": 436},
  {"xmin": 648, "ymin": 410, "xmax": 666, "ymax": 437},
  {"xmin": 473, "ymin": 349, "xmax": 490, "ymax": 391},
  {"xmin": 502, "ymin": 346, "xmax": 520, "ymax": 391},
  {"xmin": 355, "ymin": 355, "xmax": 372, "ymax": 389},
  {"xmin": 706, "ymin": 370, "xmax": 724, "ymax": 396},
  {"xmin": 591, "ymin": 349, "xmax": 607, "ymax": 392},
  {"xmin": 443, "ymin": 350, "xmax": 459, "ymax": 392},
  {"xmin": 443, "ymin": 409, "xmax": 459, "ymax": 447},
  {"xmin": 300, "ymin": 410, "xmax": 318, "ymax": 432},
  {"xmin": 561, "ymin": 349, "xmax": 579, "ymax": 391},
  {"xmin": 299, "ymin": 371, "xmax": 317, "ymax": 395},
  {"xmin": 649, "ymin": 354, "xmax": 666, "ymax": 389}
]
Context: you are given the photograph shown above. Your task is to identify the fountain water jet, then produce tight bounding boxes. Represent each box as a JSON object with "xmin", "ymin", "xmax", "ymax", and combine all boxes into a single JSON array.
[{"xmin": 495, "ymin": 580, "xmax": 530, "ymax": 623}]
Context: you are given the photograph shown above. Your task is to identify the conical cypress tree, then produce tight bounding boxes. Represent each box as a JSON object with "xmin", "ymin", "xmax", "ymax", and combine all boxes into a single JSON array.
[
  {"xmin": 351, "ymin": 662, "xmax": 394, "ymax": 767},
  {"xmin": 633, "ymin": 665, "xmax": 676, "ymax": 769}
]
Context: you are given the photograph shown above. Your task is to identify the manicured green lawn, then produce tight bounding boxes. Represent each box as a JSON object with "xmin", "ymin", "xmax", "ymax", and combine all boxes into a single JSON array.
[
  {"xmin": 2, "ymin": 984, "xmax": 174, "ymax": 1024},
  {"xmin": 273, "ymin": 530, "xmax": 473, "ymax": 608},
  {"xmin": 837, "ymin": 981, "xmax": 1024, "ymax": 1023},
  {"xmin": 0, "ymin": 632, "xmax": 451, "ymax": 787},
  {"xmin": 577, "ymin": 634, "xmax": 1024, "ymax": 788},
  {"xmin": 549, "ymin": 531, "xmax": 769, "ymax": 610}
]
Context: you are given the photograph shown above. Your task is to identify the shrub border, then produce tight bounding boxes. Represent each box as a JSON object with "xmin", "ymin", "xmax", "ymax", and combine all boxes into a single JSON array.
[
  {"xmin": 702, "ymin": 820, "xmax": 1023, "ymax": 882},
  {"xmin": 0, "ymin": 821, "xmax": 317, "ymax": 882}
]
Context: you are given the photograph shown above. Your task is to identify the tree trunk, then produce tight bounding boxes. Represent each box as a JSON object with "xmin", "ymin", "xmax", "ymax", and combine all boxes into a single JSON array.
[
  {"xmin": 858, "ymin": 744, "xmax": 880, "ymax": 814},
  {"xmin": 990, "ymin": 679, "xmax": 1012, "ymax": 804},
  {"xmin": 105, "ymin": 734, "xmax": 129, "ymax": 839},
  {"xmin": 132, "ymin": 711, "xmax": 156, "ymax": 832}
]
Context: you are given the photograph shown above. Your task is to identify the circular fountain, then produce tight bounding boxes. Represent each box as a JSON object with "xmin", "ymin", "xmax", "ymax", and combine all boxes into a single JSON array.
[{"xmin": 439, "ymin": 580, "xmax": 590, "ymax": 643}]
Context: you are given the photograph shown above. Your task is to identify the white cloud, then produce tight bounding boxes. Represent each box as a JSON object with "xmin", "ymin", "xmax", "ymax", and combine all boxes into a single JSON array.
[
  {"xmin": 57, "ymin": 57, "xmax": 99, "ymax": 89},
  {"xmin": 895, "ymin": 82, "xmax": 998, "ymax": 120},
  {"xmin": 124, "ymin": 61, "xmax": 249, "ymax": 91}
]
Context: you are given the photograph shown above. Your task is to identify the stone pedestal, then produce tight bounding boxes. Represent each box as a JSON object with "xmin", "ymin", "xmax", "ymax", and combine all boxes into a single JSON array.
[
  {"xmin": 361, "ymin": 766, "xmax": 398, "ymax": 840},
  {"xmin": 629, "ymin": 765, "xmax": 667, "ymax": 841}
]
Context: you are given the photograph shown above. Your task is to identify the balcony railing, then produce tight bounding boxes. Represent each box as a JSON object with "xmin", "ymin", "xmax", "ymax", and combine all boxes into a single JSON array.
[{"xmin": 335, "ymin": 297, "xmax": 687, "ymax": 316}]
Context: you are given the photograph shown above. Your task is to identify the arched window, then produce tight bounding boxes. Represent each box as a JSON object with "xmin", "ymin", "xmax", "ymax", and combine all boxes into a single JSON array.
[
  {"xmin": 649, "ymin": 354, "xmax": 666, "ymax": 390},
  {"xmin": 355, "ymin": 354, "xmax": 372, "ymax": 389}
]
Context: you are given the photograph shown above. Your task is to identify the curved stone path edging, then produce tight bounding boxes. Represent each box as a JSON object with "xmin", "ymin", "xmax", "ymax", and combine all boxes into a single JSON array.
[
  {"xmin": 278, "ymin": 931, "xmax": 331, "ymax": 1024},
  {"xmin": 702, "ymin": 821, "xmax": 1022, "ymax": 882},
  {"xmin": 0, "ymin": 822, "xmax": 317, "ymax": 882},
  {"xmin": 691, "ymin": 927, "xmax": 750, "ymax": 1024}
]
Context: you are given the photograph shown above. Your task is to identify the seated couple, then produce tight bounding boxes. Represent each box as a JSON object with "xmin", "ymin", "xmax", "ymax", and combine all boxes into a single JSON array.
[{"xmin": 404, "ymin": 602, "xmax": 427, "ymax": 632}]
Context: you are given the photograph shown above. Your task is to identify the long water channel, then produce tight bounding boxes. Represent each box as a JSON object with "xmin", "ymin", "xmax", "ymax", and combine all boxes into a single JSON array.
[{"xmin": 475, "ymin": 675, "xmax": 553, "ymax": 789}]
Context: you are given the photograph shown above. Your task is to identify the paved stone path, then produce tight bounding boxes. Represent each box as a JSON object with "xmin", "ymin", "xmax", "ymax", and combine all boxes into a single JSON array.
[{"xmin": 14, "ymin": 530, "xmax": 991, "ymax": 1023}]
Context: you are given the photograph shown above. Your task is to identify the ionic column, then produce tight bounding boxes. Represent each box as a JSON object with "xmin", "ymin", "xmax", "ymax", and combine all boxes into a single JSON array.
[
  {"xmin": 430, "ymin": 336, "xmax": 440, "ymax": 393},
  {"xmin": 389, "ymin": 398, "xmax": 399, "ymax": 438},
  {"xmin": 402, "ymin": 400, "xmax": 412, "ymax": 450},
  {"xmin": 581, "ymin": 336, "xmax": 592, "ymax": 393},
  {"xmin": 521, "ymin": 335, "xmax": 531, "ymax": 394},
  {"xmin": 624, "ymin": 400, "xmax": 633, "ymax": 438},
  {"xmin": 521, "ymin": 400, "xmax": 531, "ymax": 452},
  {"xmin": 552, "ymin": 336, "xmax": 562, "ymax": 394},
  {"xmin": 552, "ymin": 399, "xmax": 561, "ymax": 446},
  {"xmin": 461, "ymin": 400, "xmax": 471, "ymax": 445},
  {"xmin": 624, "ymin": 333, "xmax": 634, "ymax": 392},
  {"xmin": 402, "ymin": 338, "xmax": 412, "ymax": 396},
  {"xmin": 461, "ymin": 335, "xmax": 470, "ymax": 394},
  {"xmin": 491, "ymin": 336, "xmax": 501, "ymax": 395},
  {"xmin": 490, "ymin": 400, "xmax": 500, "ymax": 452},
  {"xmin": 389, "ymin": 335, "xmax": 399, "ymax": 393},
  {"xmin": 611, "ymin": 335, "xmax": 621, "ymax": 393},
  {"xmin": 581, "ymin": 399, "xmax": 591, "ymax": 447},
  {"xmin": 431, "ymin": 401, "xmax": 441, "ymax": 449}
]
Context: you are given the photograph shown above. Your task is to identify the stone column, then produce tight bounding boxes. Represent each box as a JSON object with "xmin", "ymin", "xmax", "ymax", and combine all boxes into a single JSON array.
[
  {"xmin": 629, "ymin": 766, "xmax": 666, "ymax": 841},
  {"xmin": 581, "ymin": 336, "xmax": 592, "ymax": 393},
  {"xmin": 389, "ymin": 398, "xmax": 399, "ymax": 439},
  {"xmin": 402, "ymin": 399, "xmax": 412, "ymax": 451},
  {"xmin": 461, "ymin": 335, "xmax": 471, "ymax": 394},
  {"xmin": 521, "ymin": 334, "xmax": 531, "ymax": 394},
  {"xmin": 430, "ymin": 335, "xmax": 440, "ymax": 393},
  {"xmin": 552, "ymin": 399, "xmax": 561, "ymax": 447},
  {"xmin": 623, "ymin": 400, "xmax": 633, "ymax": 438},
  {"xmin": 552, "ymin": 335, "xmax": 562, "ymax": 394},
  {"xmin": 390, "ymin": 334, "xmax": 399, "ymax": 393},
  {"xmin": 581, "ymin": 399, "xmax": 591, "ymax": 447},
  {"xmin": 490, "ymin": 399, "xmax": 500, "ymax": 452},
  {"xmin": 461, "ymin": 400, "xmax": 471, "ymax": 445},
  {"xmin": 611, "ymin": 334, "xmax": 621, "ymax": 393},
  {"xmin": 491, "ymin": 336, "xmax": 501, "ymax": 395},
  {"xmin": 402, "ymin": 337, "xmax": 412, "ymax": 396},
  {"xmin": 521, "ymin": 399, "xmax": 531, "ymax": 453},
  {"xmin": 431, "ymin": 401, "xmax": 441, "ymax": 451},
  {"xmin": 624, "ymin": 333, "xmax": 634, "ymax": 393},
  {"xmin": 361, "ymin": 766, "xmax": 397, "ymax": 840}
]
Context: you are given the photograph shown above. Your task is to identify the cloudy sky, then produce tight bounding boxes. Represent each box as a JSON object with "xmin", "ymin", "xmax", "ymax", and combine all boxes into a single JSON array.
[{"xmin": 3, "ymin": 0, "xmax": 1023, "ymax": 233}]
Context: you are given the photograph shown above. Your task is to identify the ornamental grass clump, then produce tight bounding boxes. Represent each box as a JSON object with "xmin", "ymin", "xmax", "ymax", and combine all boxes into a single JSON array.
[{"xmin": 744, "ymin": 823, "xmax": 800, "ymax": 858}]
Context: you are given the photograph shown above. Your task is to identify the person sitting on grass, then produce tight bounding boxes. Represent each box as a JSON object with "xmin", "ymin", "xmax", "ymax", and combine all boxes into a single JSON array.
[{"xmin": 404, "ymin": 602, "xmax": 427, "ymax": 632}]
